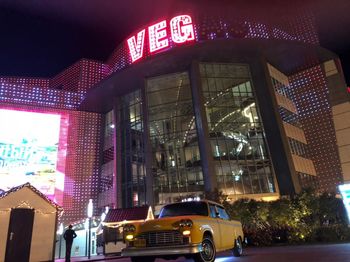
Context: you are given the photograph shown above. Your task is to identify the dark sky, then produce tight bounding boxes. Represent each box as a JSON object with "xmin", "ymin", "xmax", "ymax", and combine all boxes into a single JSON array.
[{"xmin": 0, "ymin": 0, "xmax": 350, "ymax": 85}]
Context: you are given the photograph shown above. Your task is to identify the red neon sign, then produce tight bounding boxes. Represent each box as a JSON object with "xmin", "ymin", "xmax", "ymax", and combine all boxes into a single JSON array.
[
  {"xmin": 170, "ymin": 15, "xmax": 195, "ymax": 43},
  {"xmin": 127, "ymin": 29, "xmax": 146, "ymax": 63},
  {"xmin": 127, "ymin": 15, "xmax": 195, "ymax": 62},
  {"xmin": 149, "ymin": 20, "xmax": 169, "ymax": 53}
]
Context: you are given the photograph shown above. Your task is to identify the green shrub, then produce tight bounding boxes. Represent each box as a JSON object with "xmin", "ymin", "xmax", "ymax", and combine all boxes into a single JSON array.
[
  {"xmin": 308, "ymin": 225, "xmax": 350, "ymax": 243},
  {"xmin": 223, "ymin": 188, "xmax": 348, "ymax": 246},
  {"xmin": 243, "ymin": 225, "xmax": 296, "ymax": 246}
]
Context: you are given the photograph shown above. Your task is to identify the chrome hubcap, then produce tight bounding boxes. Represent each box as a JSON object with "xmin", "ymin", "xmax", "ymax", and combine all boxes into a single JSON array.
[
  {"xmin": 236, "ymin": 239, "xmax": 242, "ymax": 254},
  {"xmin": 201, "ymin": 239, "xmax": 214, "ymax": 261}
]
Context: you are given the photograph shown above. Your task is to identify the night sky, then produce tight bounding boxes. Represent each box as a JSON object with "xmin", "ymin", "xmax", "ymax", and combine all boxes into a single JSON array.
[{"xmin": 0, "ymin": 0, "xmax": 350, "ymax": 85}]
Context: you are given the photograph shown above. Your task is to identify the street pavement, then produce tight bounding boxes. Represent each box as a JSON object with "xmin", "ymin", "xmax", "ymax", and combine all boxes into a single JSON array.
[{"xmin": 55, "ymin": 242, "xmax": 350, "ymax": 262}]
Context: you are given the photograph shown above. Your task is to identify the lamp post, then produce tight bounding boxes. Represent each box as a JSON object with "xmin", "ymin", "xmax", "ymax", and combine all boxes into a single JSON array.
[
  {"xmin": 98, "ymin": 207, "xmax": 108, "ymax": 256},
  {"xmin": 57, "ymin": 223, "xmax": 64, "ymax": 259},
  {"xmin": 84, "ymin": 218, "xmax": 89, "ymax": 257},
  {"xmin": 87, "ymin": 199, "xmax": 93, "ymax": 259}
]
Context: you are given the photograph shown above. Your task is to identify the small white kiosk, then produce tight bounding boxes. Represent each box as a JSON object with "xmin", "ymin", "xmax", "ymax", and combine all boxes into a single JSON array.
[{"xmin": 0, "ymin": 183, "xmax": 62, "ymax": 262}]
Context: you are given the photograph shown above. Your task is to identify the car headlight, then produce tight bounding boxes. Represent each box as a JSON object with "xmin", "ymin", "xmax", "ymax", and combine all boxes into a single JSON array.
[
  {"xmin": 178, "ymin": 219, "xmax": 193, "ymax": 228},
  {"xmin": 125, "ymin": 234, "xmax": 134, "ymax": 240},
  {"xmin": 124, "ymin": 224, "xmax": 136, "ymax": 232},
  {"xmin": 182, "ymin": 230, "xmax": 191, "ymax": 236}
]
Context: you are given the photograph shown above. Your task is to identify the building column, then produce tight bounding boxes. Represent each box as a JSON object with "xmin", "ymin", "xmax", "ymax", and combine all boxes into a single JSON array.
[
  {"xmin": 249, "ymin": 58, "xmax": 299, "ymax": 195},
  {"xmin": 189, "ymin": 61, "xmax": 217, "ymax": 193},
  {"xmin": 141, "ymin": 84, "xmax": 155, "ymax": 207},
  {"xmin": 113, "ymin": 98, "xmax": 123, "ymax": 208}
]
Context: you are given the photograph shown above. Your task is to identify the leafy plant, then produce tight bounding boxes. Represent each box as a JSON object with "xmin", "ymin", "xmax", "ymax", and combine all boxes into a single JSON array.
[{"xmin": 221, "ymin": 188, "xmax": 348, "ymax": 246}]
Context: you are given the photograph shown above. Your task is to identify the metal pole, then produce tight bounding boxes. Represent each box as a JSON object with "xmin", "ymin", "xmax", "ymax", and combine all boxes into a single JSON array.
[
  {"xmin": 88, "ymin": 218, "xmax": 91, "ymax": 259},
  {"xmin": 58, "ymin": 235, "xmax": 62, "ymax": 259},
  {"xmin": 85, "ymin": 229, "xmax": 88, "ymax": 256}
]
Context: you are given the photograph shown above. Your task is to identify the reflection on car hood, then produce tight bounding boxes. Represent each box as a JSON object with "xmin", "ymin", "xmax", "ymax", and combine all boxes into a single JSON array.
[{"xmin": 137, "ymin": 215, "xmax": 204, "ymax": 232}]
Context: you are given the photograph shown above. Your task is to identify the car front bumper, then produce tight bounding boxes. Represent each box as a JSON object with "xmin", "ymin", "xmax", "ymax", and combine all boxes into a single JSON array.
[{"xmin": 121, "ymin": 243, "xmax": 203, "ymax": 257}]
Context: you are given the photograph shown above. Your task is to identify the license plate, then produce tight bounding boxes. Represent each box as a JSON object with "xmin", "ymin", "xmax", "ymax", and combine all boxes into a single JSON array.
[{"xmin": 134, "ymin": 238, "xmax": 146, "ymax": 247}]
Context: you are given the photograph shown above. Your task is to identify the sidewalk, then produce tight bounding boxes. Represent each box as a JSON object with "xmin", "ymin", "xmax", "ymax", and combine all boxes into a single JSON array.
[{"xmin": 55, "ymin": 254, "xmax": 122, "ymax": 262}]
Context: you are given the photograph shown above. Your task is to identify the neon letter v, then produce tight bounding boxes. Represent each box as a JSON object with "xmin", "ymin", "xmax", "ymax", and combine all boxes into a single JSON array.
[{"xmin": 127, "ymin": 29, "xmax": 146, "ymax": 62}]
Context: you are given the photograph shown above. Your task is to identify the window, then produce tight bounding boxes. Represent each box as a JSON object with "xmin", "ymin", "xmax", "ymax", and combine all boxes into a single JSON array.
[
  {"xmin": 159, "ymin": 201, "xmax": 209, "ymax": 218},
  {"xmin": 217, "ymin": 206, "xmax": 230, "ymax": 220},
  {"xmin": 209, "ymin": 204, "xmax": 217, "ymax": 218},
  {"xmin": 200, "ymin": 63, "xmax": 275, "ymax": 196},
  {"xmin": 146, "ymin": 72, "xmax": 204, "ymax": 204}
]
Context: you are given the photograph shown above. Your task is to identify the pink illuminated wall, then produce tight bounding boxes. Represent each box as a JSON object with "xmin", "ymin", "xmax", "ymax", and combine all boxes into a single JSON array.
[
  {"xmin": 289, "ymin": 65, "xmax": 343, "ymax": 192},
  {"xmin": 0, "ymin": 59, "xmax": 104, "ymax": 223}
]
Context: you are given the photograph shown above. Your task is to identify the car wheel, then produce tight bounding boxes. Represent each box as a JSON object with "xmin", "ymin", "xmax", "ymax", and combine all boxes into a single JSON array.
[
  {"xmin": 232, "ymin": 237, "xmax": 243, "ymax": 257},
  {"xmin": 193, "ymin": 236, "xmax": 216, "ymax": 262},
  {"xmin": 130, "ymin": 256, "xmax": 155, "ymax": 262}
]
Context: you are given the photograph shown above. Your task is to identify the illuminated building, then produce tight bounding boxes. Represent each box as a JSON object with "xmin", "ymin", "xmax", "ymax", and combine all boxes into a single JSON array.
[{"xmin": 0, "ymin": 10, "xmax": 349, "ymax": 221}]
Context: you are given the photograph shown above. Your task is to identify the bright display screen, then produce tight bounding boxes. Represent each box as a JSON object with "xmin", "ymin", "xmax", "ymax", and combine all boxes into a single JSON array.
[
  {"xmin": 339, "ymin": 184, "xmax": 350, "ymax": 223},
  {"xmin": 0, "ymin": 109, "xmax": 62, "ymax": 197}
]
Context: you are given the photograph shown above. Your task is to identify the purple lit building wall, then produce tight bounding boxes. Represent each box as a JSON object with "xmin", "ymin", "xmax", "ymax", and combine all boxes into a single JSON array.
[
  {"xmin": 0, "ymin": 9, "xmax": 348, "ymax": 222},
  {"xmin": 0, "ymin": 60, "xmax": 106, "ymax": 223}
]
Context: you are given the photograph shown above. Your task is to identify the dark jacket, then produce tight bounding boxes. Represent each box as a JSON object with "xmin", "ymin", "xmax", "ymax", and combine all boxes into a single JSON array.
[{"xmin": 63, "ymin": 229, "xmax": 77, "ymax": 242}]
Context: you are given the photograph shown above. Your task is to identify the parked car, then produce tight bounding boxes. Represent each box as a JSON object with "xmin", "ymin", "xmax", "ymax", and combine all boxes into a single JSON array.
[{"xmin": 121, "ymin": 200, "xmax": 244, "ymax": 262}]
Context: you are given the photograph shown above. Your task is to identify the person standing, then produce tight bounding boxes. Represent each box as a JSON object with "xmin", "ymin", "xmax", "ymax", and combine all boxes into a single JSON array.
[{"xmin": 63, "ymin": 224, "xmax": 77, "ymax": 262}]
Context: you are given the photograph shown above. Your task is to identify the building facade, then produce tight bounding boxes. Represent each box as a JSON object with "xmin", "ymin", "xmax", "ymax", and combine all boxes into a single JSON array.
[{"xmin": 0, "ymin": 10, "xmax": 349, "ymax": 221}]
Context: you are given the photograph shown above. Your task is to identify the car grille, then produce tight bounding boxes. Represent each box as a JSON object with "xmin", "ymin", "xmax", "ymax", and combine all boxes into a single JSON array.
[{"xmin": 138, "ymin": 230, "xmax": 185, "ymax": 247}]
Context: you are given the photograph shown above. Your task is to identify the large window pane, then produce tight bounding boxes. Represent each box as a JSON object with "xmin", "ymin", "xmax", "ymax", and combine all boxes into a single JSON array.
[
  {"xmin": 200, "ymin": 63, "xmax": 276, "ymax": 196},
  {"xmin": 117, "ymin": 90, "xmax": 146, "ymax": 207},
  {"xmin": 147, "ymin": 72, "xmax": 204, "ymax": 205}
]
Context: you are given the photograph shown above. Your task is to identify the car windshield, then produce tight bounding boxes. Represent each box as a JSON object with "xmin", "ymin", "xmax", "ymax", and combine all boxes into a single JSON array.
[{"xmin": 159, "ymin": 201, "xmax": 209, "ymax": 218}]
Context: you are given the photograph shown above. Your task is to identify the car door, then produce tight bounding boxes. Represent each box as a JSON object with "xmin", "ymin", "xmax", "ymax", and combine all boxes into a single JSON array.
[
  {"xmin": 208, "ymin": 203, "xmax": 222, "ymax": 250},
  {"xmin": 216, "ymin": 205, "xmax": 235, "ymax": 250}
]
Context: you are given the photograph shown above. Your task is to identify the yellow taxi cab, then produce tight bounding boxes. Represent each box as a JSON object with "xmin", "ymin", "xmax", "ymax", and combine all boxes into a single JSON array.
[{"xmin": 121, "ymin": 200, "xmax": 244, "ymax": 262}]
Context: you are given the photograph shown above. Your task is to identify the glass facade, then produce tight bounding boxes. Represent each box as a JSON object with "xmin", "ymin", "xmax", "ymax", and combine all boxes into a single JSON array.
[
  {"xmin": 288, "ymin": 138, "xmax": 307, "ymax": 157},
  {"xmin": 100, "ymin": 111, "xmax": 114, "ymax": 197},
  {"xmin": 110, "ymin": 63, "xmax": 277, "ymax": 208},
  {"xmin": 200, "ymin": 63, "xmax": 275, "ymax": 196},
  {"xmin": 117, "ymin": 90, "xmax": 146, "ymax": 207},
  {"xmin": 146, "ymin": 72, "xmax": 203, "ymax": 204}
]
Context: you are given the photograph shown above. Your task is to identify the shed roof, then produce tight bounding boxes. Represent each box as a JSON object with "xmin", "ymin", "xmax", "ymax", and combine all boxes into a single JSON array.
[
  {"xmin": 104, "ymin": 206, "xmax": 152, "ymax": 223},
  {"xmin": 0, "ymin": 182, "xmax": 63, "ymax": 214}
]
